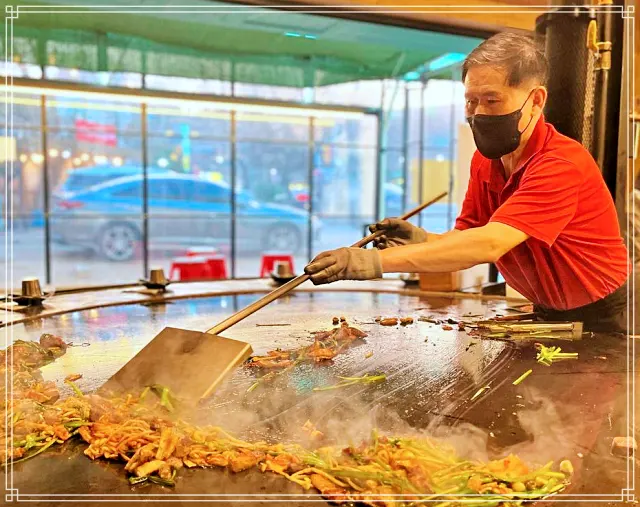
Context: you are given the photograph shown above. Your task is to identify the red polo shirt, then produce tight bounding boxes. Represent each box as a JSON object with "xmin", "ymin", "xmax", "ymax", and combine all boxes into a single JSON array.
[{"xmin": 455, "ymin": 116, "xmax": 629, "ymax": 310}]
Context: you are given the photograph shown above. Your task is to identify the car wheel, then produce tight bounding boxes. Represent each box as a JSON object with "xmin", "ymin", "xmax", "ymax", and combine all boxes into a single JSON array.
[
  {"xmin": 98, "ymin": 222, "xmax": 139, "ymax": 262},
  {"xmin": 263, "ymin": 223, "xmax": 302, "ymax": 253}
]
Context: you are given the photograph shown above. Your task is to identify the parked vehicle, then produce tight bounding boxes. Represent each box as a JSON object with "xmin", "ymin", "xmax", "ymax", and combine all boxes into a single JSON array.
[
  {"xmin": 56, "ymin": 165, "xmax": 167, "ymax": 195},
  {"xmin": 52, "ymin": 173, "xmax": 320, "ymax": 261}
]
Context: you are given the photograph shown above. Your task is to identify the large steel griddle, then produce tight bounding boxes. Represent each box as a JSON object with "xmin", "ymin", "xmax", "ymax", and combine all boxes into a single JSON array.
[{"xmin": 3, "ymin": 288, "xmax": 633, "ymax": 506}]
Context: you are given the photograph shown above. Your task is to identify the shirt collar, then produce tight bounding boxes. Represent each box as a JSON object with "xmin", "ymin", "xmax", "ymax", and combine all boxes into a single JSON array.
[{"xmin": 481, "ymin": 115, "xmax": 549, "ymax": 192}]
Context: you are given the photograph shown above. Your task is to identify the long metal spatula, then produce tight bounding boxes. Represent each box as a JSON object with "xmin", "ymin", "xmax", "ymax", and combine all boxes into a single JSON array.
[{"xmin": 100, "ymin": 192, "xmax": 448, "ymax": 403}]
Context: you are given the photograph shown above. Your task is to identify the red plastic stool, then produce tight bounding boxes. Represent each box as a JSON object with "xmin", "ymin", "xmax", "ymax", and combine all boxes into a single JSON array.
[
  {"xmin": 259, "ymin": 251, "xmax": 295, "ymax": 278},
  {"xmin": 205, "ymin": 255, "xmax": 228, "ymax": 280},
  {"xmin": 185, "ymin": 246, "xmax": 219, "ymax": 259},
  {"xmin": 169, "ymin": 256, "xmax": 212, "ymax": 281}
]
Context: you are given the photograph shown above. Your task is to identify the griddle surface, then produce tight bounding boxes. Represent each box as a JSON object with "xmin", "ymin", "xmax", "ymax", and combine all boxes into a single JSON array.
[{"xmin": 4, "ymin": 291, "xmax": 633, "ymax": 505}]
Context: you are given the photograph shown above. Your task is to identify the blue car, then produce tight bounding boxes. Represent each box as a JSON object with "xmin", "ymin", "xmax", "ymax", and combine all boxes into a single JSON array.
[
  {"xmin": 52, "ymin": 173, "xmax": 320, "ymax": 261},
  {"xmin": 56, "ymin": 165, "xmax": 167, "ymax": 195}
]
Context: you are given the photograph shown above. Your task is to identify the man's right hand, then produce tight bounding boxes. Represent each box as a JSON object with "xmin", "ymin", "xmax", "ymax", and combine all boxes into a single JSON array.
[{"xmin": 368, "ymin": 218, "xmax": 429, "ymax": 249}]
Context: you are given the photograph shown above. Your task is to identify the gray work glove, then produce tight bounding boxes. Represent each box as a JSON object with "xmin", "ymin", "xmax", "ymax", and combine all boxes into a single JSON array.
[
  {"xmin": 304, "ymin": 247, "xmax": 383, "ymax": 285},
  {"xmin": 368, "ymin": 218, "xmax": 429, "ymax": 249}
]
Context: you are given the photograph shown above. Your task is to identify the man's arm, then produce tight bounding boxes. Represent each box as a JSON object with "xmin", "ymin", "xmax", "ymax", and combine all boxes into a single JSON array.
[
  {"xmin": 380, "ymin": 222, "xmax": 528, "ymax": 273},
  {"xmin": 424, "ymin": 229, "xmax": 461, "ymax": 242}
]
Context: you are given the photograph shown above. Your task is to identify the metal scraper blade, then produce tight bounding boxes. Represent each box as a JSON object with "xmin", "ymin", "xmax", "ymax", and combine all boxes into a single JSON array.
[{"xmin": 99, "ymin": 327, "xmax": 253, "ymax": 403}]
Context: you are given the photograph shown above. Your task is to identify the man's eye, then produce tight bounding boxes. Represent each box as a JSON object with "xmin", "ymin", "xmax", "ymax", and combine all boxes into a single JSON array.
[{"xmin": 487, "ymin": 99, "xmax": 499, "ymax": 104}]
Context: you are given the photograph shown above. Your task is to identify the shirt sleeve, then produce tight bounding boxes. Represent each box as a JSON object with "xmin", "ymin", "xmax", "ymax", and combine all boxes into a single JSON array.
[
  {"xmin": 455, "ymin": 154, "xmax": 485, "ymax": 231},
  {"xmin": 489, "ymin": 158, "xmax": 581, "ymax": 247}
]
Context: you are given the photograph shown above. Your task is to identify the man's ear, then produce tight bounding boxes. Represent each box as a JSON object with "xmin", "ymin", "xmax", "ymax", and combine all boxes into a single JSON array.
[{"xmin": 532, "ymin": 86, "xmax": 548, "ymax": 114}]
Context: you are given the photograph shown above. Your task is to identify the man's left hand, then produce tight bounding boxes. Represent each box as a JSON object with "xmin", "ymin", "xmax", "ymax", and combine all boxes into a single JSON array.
[{"xmin": 304, "ymin": 248, "xmax": 383, "ymax": 285}]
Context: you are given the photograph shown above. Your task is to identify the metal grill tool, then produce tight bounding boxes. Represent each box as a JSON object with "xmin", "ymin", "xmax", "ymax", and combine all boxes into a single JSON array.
[{"xmin": 100, "ymin": 192, "xmax": 448, "ymax": 402}]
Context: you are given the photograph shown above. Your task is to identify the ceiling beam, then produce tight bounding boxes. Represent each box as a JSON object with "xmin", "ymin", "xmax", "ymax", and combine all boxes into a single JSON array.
[{"xmin": 220, "ymin": 0, "xmax": 539, "ymax": 38}]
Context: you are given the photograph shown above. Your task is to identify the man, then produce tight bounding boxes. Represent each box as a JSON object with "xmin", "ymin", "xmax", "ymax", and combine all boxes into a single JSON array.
[{"xmin": 305, "ymin": 32, "xmax": 631, "ymax": 333}]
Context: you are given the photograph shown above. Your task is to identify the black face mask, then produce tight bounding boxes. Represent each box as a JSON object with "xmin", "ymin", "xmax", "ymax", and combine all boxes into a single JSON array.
[{"xmin": 466, "ymin": 91, "xmax": 535, "ymax": 160}]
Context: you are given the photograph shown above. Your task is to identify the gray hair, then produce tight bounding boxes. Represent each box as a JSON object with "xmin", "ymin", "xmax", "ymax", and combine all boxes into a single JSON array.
[{"xmin": 462, "ymin": 32, "xmax": 548, "ymax": 87}]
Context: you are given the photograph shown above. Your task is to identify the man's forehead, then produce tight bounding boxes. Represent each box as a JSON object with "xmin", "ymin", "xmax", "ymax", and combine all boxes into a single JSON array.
[
  {"xmin": 464, "ymin": 84, "xmax": 505, "ymax": 98},
  {"xmin": 464, "ymin": 65, "xmax": 511, "ymax": 93}
]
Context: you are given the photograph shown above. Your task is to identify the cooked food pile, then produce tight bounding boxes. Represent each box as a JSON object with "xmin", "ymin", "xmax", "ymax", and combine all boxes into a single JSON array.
[
  {"xmin": 247, "ymin": 320, "xmax": 367, "ymax": 369},
  {"xmin": 1, "ymin": 333, "xmax": 573, "ymax": 506}
]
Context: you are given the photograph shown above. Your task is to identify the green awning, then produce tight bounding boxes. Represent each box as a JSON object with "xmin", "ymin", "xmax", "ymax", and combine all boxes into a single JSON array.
[{"xmin": 1, "ymin": 0, "xmax": 481, "ymax": 87}]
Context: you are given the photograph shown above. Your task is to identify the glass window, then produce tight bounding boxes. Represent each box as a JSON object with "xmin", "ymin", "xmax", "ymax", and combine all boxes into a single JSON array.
[
  {"xmin": 383, "ymin": 149, "xmax": 405, "ymax": 219},
  {"xmin": 50, "ymin": 217, "xmax": 144, "ymax": 285},
  {"xmin": 47, "ymin": 131, "xmax": 143, "ymax": 199},
  {"xmin": 1, "ymin": 128, "xmax": 44, "ymax": 218},
  {"xmin": 44, "ymin": 92, "xmax": 145, "ymax": 286},
  {"xmin": 1, "ymin": 92, "xmax": 42, "ymax": 128},
  {"xmin": 236, "ymin": 112, "xmax": 309, "ymax": 142},
  {"xmin": 312, "ymin": 145, "xmax": 376, "ymax": 255},
  {"xmin": 146, "ymin": 137, "xmax": 230, "ymax": 183},
  {"xmin": 314, "ymin": 80, "xmax": 383, "ymax": 109},
  {"xmin": 314, "ymin": 115, "xmax": 376, "ymax": 148},
  {"xmin": 382, "ymin": 80, "xmax": 405, "ymax": 150},
  {"xmin": 147, "ymin": 175, "xmax": 232, "ymax": 276},
  {"xmin": 234, "ymin": 142, "xmax": 309, "ymax": 278},
  {"xmin": 0, "ymin": 126, "xmax": 46, "ymax": 284},
  {"xmin": 46, "ymin": 94, "xmax": 141, "ymax": 133},
  {"xmin": 404, "ymin": 143, "xmax": 421, "ymax": 225},
  {"xmin": 236, "ymin": 142, "xmax": 308, "ymax": 199},
  {"xmin": 407, "ymin": 83, "xmax": 422, "ymax": 144},
  {"xmin": 147, "ymin": 104, "xmax": 230, "ymax": 138},
  {"xmin": 2, "ymin": 227, "xmax": 46, "ymax": 285},
  {"xmin": 1, "ymin": 70, "xmax": 470, "ymax": 287}
]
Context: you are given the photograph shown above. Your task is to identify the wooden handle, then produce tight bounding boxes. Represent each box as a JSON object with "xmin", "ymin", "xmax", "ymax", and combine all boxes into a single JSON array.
[{"xmin": 206, "ymin": 191, "xmax": 448, "ymax": 335}]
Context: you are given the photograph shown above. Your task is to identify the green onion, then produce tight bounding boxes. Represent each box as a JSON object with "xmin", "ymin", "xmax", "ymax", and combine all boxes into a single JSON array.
[
  {"xmin": 313, "ymin": 374, "xmax": 386, "ymax": 391},
  {"xmin": 64, "ymin": 421, "xmax": 91, "ymax": 430},
  {"xmin": 246, "ymin": 382, "xmax": 260, "ymax": 393},
  {"xmin": 128, "ymin": 476, "xmax": 149, "ymax": 485},
  {"xmin": 471, "ymin": 386, "xmax": 490, "ymax": 401},
  {"xmin": 64, "ymin": 380, "xmax": 84, "ymax": 397},
  {"xmin": 138, "ymin": 386, "xmax": 150, "ymax": 402},
  {"xmin": 513, "ymin": 369, "xmax": 533, "ymax": 385},
  {"xmin": 149, "ymin": 476, "xmax": 176, "ymax": 487},
  {"xmin": 24, "ymin": 434, "xmax": 39, "ymax": 451},
  {"xmin": 3, "ymin": 438, "xmax": 56, "ymax": 466},
  {"xmin": 536, "ymin": 344, "xmax": 578, "ymax": 366}
]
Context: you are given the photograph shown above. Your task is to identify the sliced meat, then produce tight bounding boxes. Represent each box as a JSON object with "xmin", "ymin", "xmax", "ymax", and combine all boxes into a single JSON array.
[{"xmin": 39, "ymin": 334, "xmax": 68, "ymax": 351}]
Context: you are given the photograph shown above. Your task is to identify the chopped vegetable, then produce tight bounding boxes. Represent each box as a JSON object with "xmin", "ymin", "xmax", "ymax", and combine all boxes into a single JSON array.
[
  {"xmin": 512, "ymin": 369, "xmax": 533, "ymax": 385},
  {"xmin": 64, "ymin": 379, "xmax": 85, "ymax": 397},
  {"xmin": 470, "ymin": 385, "xmax": 490, "ymax": 401},
  {"xmin": 535, "ymin": 343, "xmax": 578, "ymax": 366},
  {"xmin": 560, "ymin": 460, "xmax": 574, "ymax": 475},
  {"xmin": 313, "ymin": 374, "xmax": 386, "ymax": 392}
]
